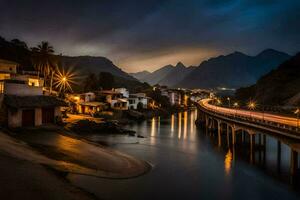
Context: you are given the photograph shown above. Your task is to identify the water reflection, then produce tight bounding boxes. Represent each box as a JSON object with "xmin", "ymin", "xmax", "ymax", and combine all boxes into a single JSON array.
[
  {"xmin": 89, "ymin": 109, "xmax": 300, "ymax": 200},
  {"xmin": 224, "ymin": 149, "xmax": 232, "ymax": 176},
  {"xmin": 183, "ymin": 111, "xmax": 188, "ymax": 139},
  {"xmin": 139, "ymin": 110, "xmax": 300, "ymax": 188},
  {"xmin": 204, "ymin": 124, "xmax": 300, "ymax": 187},
  {"xmin": 171, "ymin": 114, "xmax": 175, "ymax": 133},
  {"xmin": 178, "ymin": 112, "xmax": 182, "ymax": 139},
  {"xmin": 150, "ymin": 117, "xmax": 156, "ymax": 137}
]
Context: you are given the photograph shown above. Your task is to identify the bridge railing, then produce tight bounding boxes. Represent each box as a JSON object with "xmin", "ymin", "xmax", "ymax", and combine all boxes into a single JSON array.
[{"xmin": 198, "ymin": 101, "xmax": 300, "ymax": 134}]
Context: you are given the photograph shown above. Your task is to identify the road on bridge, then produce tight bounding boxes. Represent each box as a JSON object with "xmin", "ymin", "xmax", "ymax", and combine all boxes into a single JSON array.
[{"xmin": 200, "ymin": 99, "xmax": 298, "ymax": 128}]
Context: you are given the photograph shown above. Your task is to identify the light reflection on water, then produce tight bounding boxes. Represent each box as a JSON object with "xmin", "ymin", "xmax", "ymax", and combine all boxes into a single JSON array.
[
  {"xmin": 224, "ymin": 149, "xmax": 233, "ymax": 176},
  {"xmin": 69, "ymin": 109, "xmax": 300, "ymax": 200},
  {"xmin": 129, "ymin": 109, "xmax": 300, "ymax": 187}
]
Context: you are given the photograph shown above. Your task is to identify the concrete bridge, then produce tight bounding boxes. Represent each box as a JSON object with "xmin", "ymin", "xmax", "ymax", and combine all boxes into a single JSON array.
[{"xmin": 196, "ymin": 99, "xmax": 300, "ymax": 176}]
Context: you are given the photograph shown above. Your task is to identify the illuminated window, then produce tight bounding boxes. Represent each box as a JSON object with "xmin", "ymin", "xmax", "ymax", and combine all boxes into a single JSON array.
[{"xmin": 28, "ymin": 78, "xmax": 40, "ymax": 87}]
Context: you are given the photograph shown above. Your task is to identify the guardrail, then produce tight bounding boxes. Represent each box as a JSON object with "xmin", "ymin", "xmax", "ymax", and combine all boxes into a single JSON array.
[{"xmin": 198, "ymin": 101, "xmax": 300, "ymax": 135}]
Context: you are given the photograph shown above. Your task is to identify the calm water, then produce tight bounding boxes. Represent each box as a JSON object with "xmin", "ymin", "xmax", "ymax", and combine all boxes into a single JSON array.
[{"xmin": 68, "ymin": 110, "xmax": 300, "ymax": 200}]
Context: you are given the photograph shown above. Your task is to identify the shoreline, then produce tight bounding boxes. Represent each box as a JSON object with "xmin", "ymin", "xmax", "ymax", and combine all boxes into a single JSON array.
[{"xmin": 0, "ymin": 127, "xmax": 152, "ymax": 199}]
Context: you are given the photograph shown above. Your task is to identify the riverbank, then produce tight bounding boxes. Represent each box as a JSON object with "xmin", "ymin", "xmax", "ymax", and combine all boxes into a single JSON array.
[{"xmin": 0, "ymin": 127, "xmax": 151, "ymax": 199}]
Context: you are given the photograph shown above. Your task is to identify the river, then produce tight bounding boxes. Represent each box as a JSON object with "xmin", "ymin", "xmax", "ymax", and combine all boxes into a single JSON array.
[{"xmin": 68, "ymin": 109, "xmax": 300, "ymax": 200}]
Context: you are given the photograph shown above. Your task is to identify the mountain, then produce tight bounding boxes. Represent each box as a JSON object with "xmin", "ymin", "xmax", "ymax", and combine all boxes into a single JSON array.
[
  {"xmin": 236, "ymin": 52, "xmax": 300, "ymax": 106},
  {"xmin": 176, "ymin": 49, "xmax": 290, "ymax": 89},
  {"xmin": 0, "ymin": 36, "xmax": 136, "ymax": 81},
  {"xmin": 141, "ymin": 64, "xmax": 174, "ymax": 85},
  {"xmin": 60, "ymin": 56, "xmax": 136, "ymax": 80},
  {"xmin": 158, "ymin": 62, "xmax": 196, "ymax": 86},
  {"xmin": 133, "ymin": 62, "xmax": 195, "ymax": 87},
  {"xmin": 130, "ymin": 70, "xmax": 151, "ymax": 80}
]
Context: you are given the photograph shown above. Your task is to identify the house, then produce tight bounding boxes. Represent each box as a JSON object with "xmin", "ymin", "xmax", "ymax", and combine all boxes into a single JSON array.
[
  {"xmin": 0, "ymin": 60, "xmax": 66, "ymax": 128},
  {"xmin": 128, "ymin": 93, "xmax": 148, "ymax": 109},
  {"xmin": 113, "ymin": 88, "xmax": 129, "ymax": 98},
  {"xmin": 67, "ymin": 92, "xmax": 107, "ymax": 115},
  {"xmin": 98, "ymin": 90, "xmax": 128, "ymax": 110},
  {"xmin": 167, "ymin": 90, "xmax": 181, "ymax": 105},
  {"xmin": 2, "ymin": 95, "xmax": 67, "ymax": 127},
  {"xmin": 80, "ymin": 92, "xmax": 96, "ymax": 102},
  {"xmin": 0, "ymin": 59, "xmax": 18, "ymax": 80},
  {"xmin": 112, "ymin": 98, "xmax": 128, "ymax": 110},
  {"xmin": 77, "ymin": 101, "xmax": 107, "ymax": 116}
]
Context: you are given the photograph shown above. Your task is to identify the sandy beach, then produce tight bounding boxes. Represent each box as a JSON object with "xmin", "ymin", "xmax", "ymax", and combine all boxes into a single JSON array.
[{"xmin": 0, "ymin": 129, "xmax": 150, "ymax": 199}]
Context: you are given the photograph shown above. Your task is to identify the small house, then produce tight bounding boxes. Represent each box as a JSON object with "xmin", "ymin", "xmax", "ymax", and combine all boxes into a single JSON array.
[{"xmin": 128, "ymin": 93, "xmax": 148, "ymax": 110}]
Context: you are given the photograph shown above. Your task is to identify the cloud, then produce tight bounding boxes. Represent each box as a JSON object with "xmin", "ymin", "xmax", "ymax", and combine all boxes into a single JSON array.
[{"xmin": 0, "ymin": 0, "xmax": 299, "ymax": 72}]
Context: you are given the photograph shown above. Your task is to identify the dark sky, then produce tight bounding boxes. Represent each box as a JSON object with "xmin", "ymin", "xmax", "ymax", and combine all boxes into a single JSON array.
[{"xmin": 0, "ymin": 0, "xmax": 300, "ymax": 72}]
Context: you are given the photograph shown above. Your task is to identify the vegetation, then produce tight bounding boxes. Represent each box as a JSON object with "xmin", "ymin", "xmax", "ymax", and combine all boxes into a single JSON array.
[
  {"xmin": 0, "ymin": 35, "xmax": 149, "ymax": 93},
  {"xmin": 0, "ymin": 36, "xmax": 33, "ymax": 70},
  {"xmin": 82, "ymin": 71, "xmax": 151, "ymax": 93},
  {"xmin": 31, "ymin": 41, "xmax": 57, "ymax": 93}
]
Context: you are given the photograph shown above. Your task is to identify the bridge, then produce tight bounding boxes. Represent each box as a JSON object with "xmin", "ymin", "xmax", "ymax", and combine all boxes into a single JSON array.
[{"xmin": 196, "ymin": 98, "xmax": 300, "ymax": 176}]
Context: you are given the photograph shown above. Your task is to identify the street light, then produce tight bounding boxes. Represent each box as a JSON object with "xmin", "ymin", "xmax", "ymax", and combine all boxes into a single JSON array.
[
  {"xmin": 233, "ymin": 102, "xmax": 239, "ymax": 117},
  {"xmin": 227, "ymin": 97, "xmax": 231, "ymax": 108},
  {"xmin": 54, "ymin": 68, "xmax": 77, "ymax": 93},
  {"xmin": 247, "ymin": 101, "xmax": 256, "ymax": 119}
]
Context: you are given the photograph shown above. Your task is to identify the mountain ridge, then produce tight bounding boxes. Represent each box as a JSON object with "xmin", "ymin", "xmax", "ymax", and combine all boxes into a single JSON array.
[
  {"xmin": 176, "ymin": 49, "xmax": 290, "ymax": 89},
  {"xmin": 235, "ymin": 52, "xmax": 300, "ymax": 106},
  {"xmin": 131, "ymin": 49, "xmax": 290, "ymax": 89}
]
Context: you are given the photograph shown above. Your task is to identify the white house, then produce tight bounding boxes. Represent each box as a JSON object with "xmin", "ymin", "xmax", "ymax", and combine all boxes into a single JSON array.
[
  {"xmin": 128, "ymin": 93, "xmax": 148, "ymax": 110},
  {"xmin": 113, "ymin": 88, "xmax": 129, "ymax": 98},
  {"xmin": 0, "ymin": 60, "xmax": 66, "ymax": 128},
  {"xmin": 98, "ymin": 90, "xmax": 128, "ymax": 110}
]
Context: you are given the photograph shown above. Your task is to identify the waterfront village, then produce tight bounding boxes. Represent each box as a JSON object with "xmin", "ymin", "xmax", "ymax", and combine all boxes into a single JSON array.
[{"xmin": 0, "ymin": 58, "xmax": 211, "ymax": 131}]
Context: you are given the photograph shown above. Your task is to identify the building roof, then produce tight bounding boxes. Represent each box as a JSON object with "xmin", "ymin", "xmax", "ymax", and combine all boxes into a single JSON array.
[
  {"xmin": 117, "ymin": 98, "xmax": 128, "ymax": 103},
  {"xmin": 0, "ymin": 59, "xmax": 19, "ymax": 65},
  {"xmin": 99, "ymin": 90, "xmax": 122, "ymax": 95},
  {"xmin": 4, "ymin": 95, "xmax": 68, "ymax": 109},
  {"xmin": 79, "ymin": 102, "xmax": 106, "ymax": 107}
]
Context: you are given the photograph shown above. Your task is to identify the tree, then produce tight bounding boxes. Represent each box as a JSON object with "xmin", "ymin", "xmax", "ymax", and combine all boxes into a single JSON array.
[
  {"xmin": 31, "ymin": 41, "xmax": 56, "ymax": 93},
  {"xmin": 98, "ymin": 72, "xmax": 114, "ymax": 90}
]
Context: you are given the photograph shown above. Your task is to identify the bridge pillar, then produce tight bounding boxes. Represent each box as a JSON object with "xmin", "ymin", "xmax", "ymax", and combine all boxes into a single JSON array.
[
  {"xmin": 226, "ymin": 125, "xmax": 230, "ymax": 147},
  {"xmin": 250, "ymin": 134, "xmax": 255, "ymax": 164},
  {"xmin": 232, "ymin": 127, "xmax": 236, "ymax": 145},
  {"xmin": 258, "ymin": 134, "xmax": 262, "ymax": 163},
  {"xmin": 217, "ymin": 120, "xmax": 222, "ymax": 147},
  {"xmin": 277, "ymin": 141, "xmax": 281, "ymax": 172},
  {"xmin": 263, "ymin": 135, "xmax": 267, "ymax": 166},
  {"xmin": 290, "ymin": 150, "xmax": 298, "ymax": 176},
  {"xmin": 205, "ymin": 115, "xmax": 209, "ymax": 127}
]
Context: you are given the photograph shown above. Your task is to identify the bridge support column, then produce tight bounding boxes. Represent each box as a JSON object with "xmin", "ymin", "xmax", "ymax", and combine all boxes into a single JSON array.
[
  {"xmin": 290, "ymin": 150, "xmax": 298, "ymax": 176},
  {"xmin": 277, "ymin": 141, "xmax": 281, "ymax": 172},
  {"xmin": 241, "ymin": 130, "xmax": 245, "ymax": 143},
  {"xmin": 232, "ymin": 127, "xmax": 236, "ymax": 145},
  {"xmin": 250, "ymin": 133, "xmax": 255, "ymax": 164},
  {"xmin": 205, "ymin": 115, "xmax": 209, "ymax": 127},
  {"xmin": 217, "ymin": 120, "xmax": 222, "ymax": 147},
  {"xmin": 263, "ymin": 135, "xmax": 266, "ymax": 166},
  {"xmin": 258, "ymin": 134, "xmax": 262, "ymax": 163},
  {"xmin": 226, "ymin": 125, "xmax": 230, "ymax": 147}
]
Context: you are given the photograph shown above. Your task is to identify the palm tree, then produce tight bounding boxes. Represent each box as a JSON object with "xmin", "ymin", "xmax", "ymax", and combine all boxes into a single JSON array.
[{"xmin": 31, "ymin": 41, "xmax": 56, "ymax": 93}]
